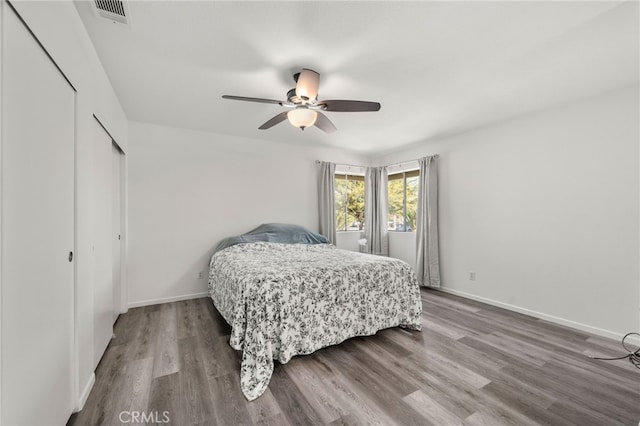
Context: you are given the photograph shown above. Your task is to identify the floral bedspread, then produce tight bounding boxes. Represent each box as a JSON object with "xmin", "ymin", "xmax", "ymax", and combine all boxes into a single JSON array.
[{"xmin": 208, "ymin": 242, "xmax": 422, "ymax": 401}]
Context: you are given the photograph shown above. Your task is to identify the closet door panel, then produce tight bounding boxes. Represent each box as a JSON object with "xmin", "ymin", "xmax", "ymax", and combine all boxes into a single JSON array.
[
  {"xmin": 112, "ymin": 144, "xmax": 122, "ymax": 323},
  {"xmin": 92, "ymin": 119, "xmax": 113, "ymax": 368},
  {"xmin": 1, "ymin": 4, "xmax": 75, "ymax": 425}
]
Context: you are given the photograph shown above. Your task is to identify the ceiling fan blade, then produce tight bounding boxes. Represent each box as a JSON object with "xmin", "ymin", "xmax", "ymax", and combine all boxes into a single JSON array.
[
  {"xmin": 320, "ymin": 100, "xmax": 381, "ymax": 112},
  {"xmin": 222, "ymin": 95, "xmax": 284, "ymax": 105},
  {"xmin": 295, "ymin": 68, "xmax": 320, "ymax": 100},
  {"xmin": 259, "ymin": 111, "xmax": 289, "ymax": 130},
  {"xmin": 314, "ymin": 111, "xmax": 337, "ymax": 133}
]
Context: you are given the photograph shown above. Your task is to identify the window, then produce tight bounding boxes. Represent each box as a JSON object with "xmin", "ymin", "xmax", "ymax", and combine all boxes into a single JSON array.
[
  {"xmin": 335, "ymin": 173, "xmax": 365, "ymax": 232},
  {"xmin": 388, "ymin": 170, "xmax": 419, "ymax": 232}
]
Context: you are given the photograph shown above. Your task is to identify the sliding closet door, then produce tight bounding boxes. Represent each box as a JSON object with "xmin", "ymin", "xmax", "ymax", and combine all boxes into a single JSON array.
[
  {"xmin": 1, "ymin": 3, "xmax": 75, "ymax": 425},
  {"xmin": 112, "ymin": 143, "xmax": 123, "ymax": 323},
  {"xmin": 93, "ymin": 119, "xmax": 114, "ymax": 368}
]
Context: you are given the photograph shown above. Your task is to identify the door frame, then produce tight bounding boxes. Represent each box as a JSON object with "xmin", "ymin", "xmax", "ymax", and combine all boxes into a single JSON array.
[{"xmin": 1, "ymin": 2, "xmax": 5, "ymax": 421}]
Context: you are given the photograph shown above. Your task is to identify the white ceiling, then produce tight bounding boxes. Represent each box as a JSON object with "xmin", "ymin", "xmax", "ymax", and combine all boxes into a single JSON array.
[{"xmin": 74, "ymin": 1, "xmax": 639, "ymax": 155}]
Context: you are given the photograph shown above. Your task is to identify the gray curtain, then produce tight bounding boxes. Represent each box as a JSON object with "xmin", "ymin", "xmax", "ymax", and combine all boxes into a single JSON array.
[
  {"xmin": 416, "ymin": 156, "xmax": 440, "ymax": 287},
  {"xmin": 364, "ymin": 166, "xmax": 389, "ymax": 256},
  {"xmin": 318, "ymin": 161, "xmax": 337, "ymax": 244}
]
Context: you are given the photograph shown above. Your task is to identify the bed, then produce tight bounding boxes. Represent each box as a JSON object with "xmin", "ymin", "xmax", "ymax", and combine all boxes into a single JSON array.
[{"xmin": 207, "ymin": 223, "xmax": 422, "ymax": 400}]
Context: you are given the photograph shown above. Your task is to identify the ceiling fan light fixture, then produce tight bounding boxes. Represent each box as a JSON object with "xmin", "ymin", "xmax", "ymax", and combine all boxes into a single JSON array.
[{"xmin": 288, "ymin": 107, "xmax": 317, "ymax": 130}]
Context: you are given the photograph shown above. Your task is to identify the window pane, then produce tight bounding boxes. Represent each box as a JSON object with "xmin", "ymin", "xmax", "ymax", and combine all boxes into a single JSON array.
[
  {"xmin": 406, "ymin": 175, "xmax": 418, "ymax": 232},
  {"xmin": 335, "ymin": 177, "xmax": 347, "ymax": 232},
  {"xmin": 335, "ymin": 174, "xmax": 365, "ymax": 232},
  {"xmin": 387, "ymin": 172, "xmax": 419, "ymax": 232},
  {"xmin": 347, "ymin": 179, "xmax": 365, "ymax": 231},
  {"xmin": 387, "ymin": 178, "xmax": 404, "ymax": 230}
]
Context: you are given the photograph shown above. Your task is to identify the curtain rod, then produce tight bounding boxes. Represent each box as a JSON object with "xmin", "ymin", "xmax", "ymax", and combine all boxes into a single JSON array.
[
  {"xmin": 386, "ymin": 154, "xmax": 439, "ymax": 170},
  {"xmin": 314, "ymin": 160, "xmax": 365, "ymax": 169},
  {"xmin": 315, "ymin": 154, "xmax": 439, "ymax": 170}
]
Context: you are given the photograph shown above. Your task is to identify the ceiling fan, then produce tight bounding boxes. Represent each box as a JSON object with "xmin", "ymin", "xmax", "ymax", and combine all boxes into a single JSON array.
[{"xmin": 222, "ymin": 68, "xmax": 381, "ymax": 133}]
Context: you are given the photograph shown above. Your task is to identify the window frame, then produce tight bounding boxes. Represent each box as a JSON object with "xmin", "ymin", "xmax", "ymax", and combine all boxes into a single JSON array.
[{"xmin": 387, "ymin": 169, "xmax": 419, "ymax": 232}]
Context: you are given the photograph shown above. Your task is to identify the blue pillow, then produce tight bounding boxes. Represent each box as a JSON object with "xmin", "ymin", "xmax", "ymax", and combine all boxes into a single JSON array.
[{"xmin": 214, "ymin": 223, "xmax": 329, "ymax": 253}]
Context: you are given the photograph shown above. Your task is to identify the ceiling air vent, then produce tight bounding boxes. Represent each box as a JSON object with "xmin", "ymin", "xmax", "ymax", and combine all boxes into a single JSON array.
[{"xmin": 93, "ymin": 0, "xmax": 130, "ymax": 26}]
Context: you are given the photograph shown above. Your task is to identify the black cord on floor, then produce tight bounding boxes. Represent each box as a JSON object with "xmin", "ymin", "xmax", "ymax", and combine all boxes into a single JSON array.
[{"xmin": 590, "ymin": 332, "xmax": 640, "ymax": 369}]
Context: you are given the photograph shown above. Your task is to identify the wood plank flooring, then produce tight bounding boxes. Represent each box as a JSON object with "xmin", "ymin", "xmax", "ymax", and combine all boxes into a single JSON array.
[{"xmin": 68, "ymin": 289, "xmax": 640, "ymax": 425}]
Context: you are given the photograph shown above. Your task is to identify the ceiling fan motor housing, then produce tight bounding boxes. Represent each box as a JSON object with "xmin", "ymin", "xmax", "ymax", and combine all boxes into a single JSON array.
[{"xmin": 287, "ymin": 88, "xmax": 316, "ymax": 104}]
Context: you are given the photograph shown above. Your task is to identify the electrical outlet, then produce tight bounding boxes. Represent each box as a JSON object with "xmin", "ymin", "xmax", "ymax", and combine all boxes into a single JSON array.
[
  {"xmin": 469, "ymin": 271, "xmax": 477, "ymax": 281},
  {"xmin": 198, "ymin": 271, "xmax": 204, "ymax": 279}
]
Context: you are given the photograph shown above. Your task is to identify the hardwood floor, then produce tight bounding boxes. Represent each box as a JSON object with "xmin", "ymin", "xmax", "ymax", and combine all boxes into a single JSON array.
[{"xmin": 68, "ymin": 289, "xmax": 640, "ymax": 425}]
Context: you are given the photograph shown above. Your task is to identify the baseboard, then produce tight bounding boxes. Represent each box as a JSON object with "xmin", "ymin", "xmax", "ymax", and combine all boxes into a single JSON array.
[
  {"xmin": 436, "ymin": 287, "xmax": 640, "ymax": 345},
  {"xmin": 75, "ymin": 373, "xmax": 95, "ymax": 413},
  {"xmin": 128, "ymin": 291, "xmax": 209, "ymax": 309}
]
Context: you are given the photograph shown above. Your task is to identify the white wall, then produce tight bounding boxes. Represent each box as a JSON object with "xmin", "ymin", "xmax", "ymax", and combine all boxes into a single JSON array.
[
  {"xmin": 336, "ymin": 231, "xmax": 364, "ymax": 252},
  {"xmin": 127, "ymin": 122, "xmax": 368, "ymax": 306},
  {"xmin": 388, "ymin": 232, "xmax": 417, "ymax": 270},
  {"xmin": 1, "ymin": 0, "xmax": 128, "ymax": 413},
  {"xmin": 375, "ymin": 87, "xmax": 639, "ymax": 341}
]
